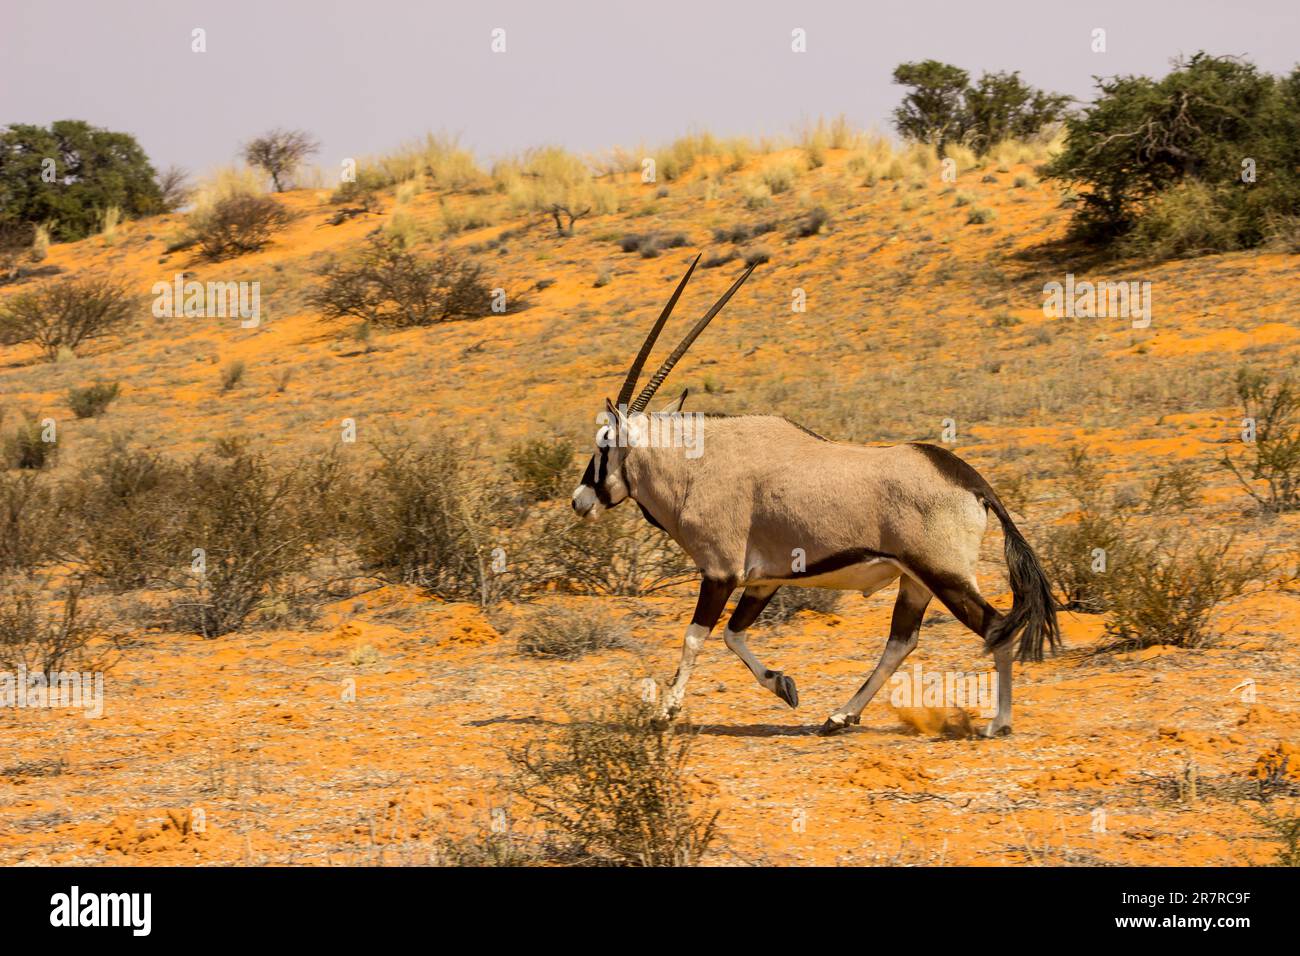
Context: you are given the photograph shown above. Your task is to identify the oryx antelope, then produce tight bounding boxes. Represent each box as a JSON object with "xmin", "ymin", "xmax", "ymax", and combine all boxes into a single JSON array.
[{"xmin": 571, "ymin": 256, "xmax": 1060, "ymax": 737}]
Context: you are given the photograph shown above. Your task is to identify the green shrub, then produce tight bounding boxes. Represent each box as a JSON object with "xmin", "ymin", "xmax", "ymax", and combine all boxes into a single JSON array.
[
  {"xmin": 1046, "ymin": 52, "xmax": 1300, "ymax": 251},
  {"xmin": 310, "ymin": 236, "xmax": 495, "ymax": 328},
  {"xmin": 505, "ymin": 696, "xmax": 719, "ymax": 866},
  {"xmin": 1102, "ymin": 534, "xmax": 1267, "ymax": 649},
  {"xmin": 353, "ymin": 437, "xmax": 520, "ymax": 604},
  {"xmin": 891, "ymin": 60, "xmax": 1070, "ymax": 153},
  {"xmin": 2, "ymin": 415, "xmax": 57, "ymax": 470},
  {"xmin": 0, "ymin": 120, "xmax": 164, "ymax": 242},
  {"xmin": 67, "ymin": 381, "xmax": 121, "ymax": 418},
  {"xmin": 1121, "ymin": 180, "xmax": 1243, "ymax": 258},
  {"xmin": 188, "ymin": 193, "xmax": 291, "ymax": 260},
  {"xmin": 1222, "ymin": 367, "xmax": 1300, "ymax": 512}
]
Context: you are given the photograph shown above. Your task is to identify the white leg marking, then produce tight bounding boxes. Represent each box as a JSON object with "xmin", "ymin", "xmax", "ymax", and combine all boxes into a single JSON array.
[{"xmin": 663, "ymin": 623, "xmax": 710, "ymax": 715}]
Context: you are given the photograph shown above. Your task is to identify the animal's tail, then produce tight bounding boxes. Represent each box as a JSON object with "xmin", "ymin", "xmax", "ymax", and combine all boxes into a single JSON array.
[{"xmin": 982, "ymin": 496, "xmax": 1061, "ymax": 662}]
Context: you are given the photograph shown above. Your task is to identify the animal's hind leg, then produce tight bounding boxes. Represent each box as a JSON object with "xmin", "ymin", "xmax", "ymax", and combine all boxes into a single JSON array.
[
  {"xmin": 985, "ymin": 641, "xmax": 1014, "ymax": 737},
  {"xmin": 819, "ymin": 575, "xmax": 930, "ymax": 736},
  {"xmin": 910, "ymin": 566, "xmax": 1013, "ymax": 737},
  {"xmin": 722, "ymin": 585, "xmax": 798, "ymax": 708}
]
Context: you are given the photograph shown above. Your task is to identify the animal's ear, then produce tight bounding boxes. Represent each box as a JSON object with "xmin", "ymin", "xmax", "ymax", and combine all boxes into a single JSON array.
[
  {"xmin": 603, "ymin": 397, "xmax": 624, "ymax": 426},
  {"xmin": 658, "ymin": 388, "xmax": 689, "ymax": 415}
]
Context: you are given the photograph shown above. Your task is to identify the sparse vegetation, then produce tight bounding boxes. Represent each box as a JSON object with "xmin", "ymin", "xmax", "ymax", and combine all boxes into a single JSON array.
[
  {"xmin": 0, "ymin": 579, "xmax": 106, "ymax": 672},
  {"xmin": 188, "ymin": 193, "xmax": 291, "ymax": 260},
  {"xmin": 507, "ymin": 437, "xmax": 575, "ymax": 502},
  {"xmin": 505, "ymin": 696, "xmax": 719, "ymax": 866},
  {"xmin": 761, "ymin": 588, "xmax": 841, "ymax": 624},
  {"xmin": 353, "ymin": 437, "xmax": 520, "ymax": 605},
  {"xmin": 310, "ymin": 236, "xmax": 496, "ymax": 328},
  {"xmin": 1222, "ymin": 367, "xmax": 1300, "ymax": 512},
  {"xmin": 515, "ymin": 604, "xmax": 629, "ymax": 659},
  {"xmin": 67, "ymin": 382, "xmax": 120, "ymax": 419},
  {"xmin": 1, "ymin": 415, "xmax": 57, "ymax": 471},
  {"xmin": 1101, "ymin": 534, "xmax": 1267, "ymax": 649},
  {"xmin": 0, "ymin": 274, "xmax": 133, "ymax": 359}
]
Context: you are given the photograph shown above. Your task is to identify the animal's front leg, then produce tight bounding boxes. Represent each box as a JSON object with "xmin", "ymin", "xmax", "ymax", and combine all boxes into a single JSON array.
[{"xmin": 657, "ymin": 577, "xmax": 732, "ymax": 725}]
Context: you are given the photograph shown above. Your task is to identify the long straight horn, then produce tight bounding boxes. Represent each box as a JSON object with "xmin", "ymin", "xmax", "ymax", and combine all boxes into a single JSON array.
[
  {"xmin": 615, "ymin": 254, "xmax": 701, "ymax": 409},
  {"xmin": 630, "ymin": 262, "xmax": 757, "ymax": 413}
]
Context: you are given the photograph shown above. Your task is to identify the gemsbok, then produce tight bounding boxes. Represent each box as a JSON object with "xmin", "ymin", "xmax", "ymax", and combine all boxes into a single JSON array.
[{"xmin": 571, "ymin": 255, "xmax": 1060, "ymax": 736}]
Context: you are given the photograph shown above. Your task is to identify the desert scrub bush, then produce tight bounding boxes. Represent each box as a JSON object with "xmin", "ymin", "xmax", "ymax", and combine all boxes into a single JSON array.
[
  {"xmin": 310, "ymin": 235, "xmax": 496, "ymax": 328},
  {"xmin": 439, "ymin": 197, "xmax": 495, "ymax": 234},
  {"xmin": 739, "ymin": 179, "xmax": 773, "ymax": 209},
  {"xmin": 1121, "ymin": 180, "xmax": 1243, "ymax": 258},
  {"xmin": 0, "ymin": 579, "xmax": 108, "ymax": 672},
  {"xmin": 187, "ymin": 192, "xmax": 291, "ymax": 260},
  {"xmin": 1221, "ymin": 367, "xmax": 1300, "ymax": 512},
  {"xmin": 0, "ymin": 471, "xmax": 65, "ymax": 573},
  {"xmin": 330, "ymin": 166, "xmax": 389, "ymax": 205},
  {"xmin": 515, "ymin": 604, "xmax": 630, "ymax": 659},
  {"xmin": 0, "ymin": 274, "xmax": 133, "ymax": 360},
  {"xmin": 67, "ymin": 382, "xmax": 121, "ymax": 419},
  {"xmin": 219, "ymin": 360, "xmax": 245, "ymax": 392},
  {"xmin": 505, "ymin": 696, "xmax": 719, "ymax": 866},
  {"xmin": 353, "ymin": 437, "xmax": 522, "ymax": 604},
  {"xmin": 1, "ymin": 415, "xmax": 57, "ymax": 470},
  {"xmin": 791, "ymin": 206, "xmax": 830, "ymax": 237},
  {"xmin": 952, "ymin": 191, "xmax": 975, "ymax": 207},
  {"xmin": 616, "ymin": 231, "xmax": 687, "ymax": 257},
  {"xmin": 1101, "ymin": 534, "xmax": 1269, "ymax": 650},
  {"xmin": 760, "ymin": 159, "xmax": 801, "ymax": 194},
  {"xmin": 164, "ymin": 452, "xmax": 319, "ymax": 637},
  {"xmin": 761, "ymin": 588, "xmax": 841, "ymax": 624},
  {"xmin": 507, "ymin": 437, "xmax": 574, "ymax": 502},
  {"xmin": 534, "ymin": 504, "xmax": 693, "ymax": 596},
  {"xmin": 712, "ymin": 219, "xmax": 777, "ymax": 245},
  {"xmin": 1039, "ymin": 447, "xmax": 1135, "ymax": 612},
  {"xmin": 65, "ymin": 445, "xmax": 185, "ymax": 592},
  {"xmin": 966, "ymin": 206, "xmax": 995, "ymax": 224}
]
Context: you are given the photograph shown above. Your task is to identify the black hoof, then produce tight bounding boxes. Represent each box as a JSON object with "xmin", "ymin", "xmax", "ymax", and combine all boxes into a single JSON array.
[
  {"xmin": 983, "ymin": 723, "xmax": 1012, "ymax": 738},
  {"xmin": 773, "ymin": 673, "xmax": 799, "ymax": 709},
  {"xmin": 817, "ymin": 714, "xmax": 858, "ymax": 737}
]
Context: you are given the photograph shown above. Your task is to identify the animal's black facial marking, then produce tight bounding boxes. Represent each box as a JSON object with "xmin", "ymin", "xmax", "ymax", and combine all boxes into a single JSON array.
[{"xmin": 580, "ymin": 447, "xmax": 614, "ymax": 506}]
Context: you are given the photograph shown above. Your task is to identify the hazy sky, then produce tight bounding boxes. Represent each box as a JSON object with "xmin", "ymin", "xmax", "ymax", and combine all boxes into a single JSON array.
[{"xmin": 3, "ymin": 0, "xmax": 1297, "ymax": 176}]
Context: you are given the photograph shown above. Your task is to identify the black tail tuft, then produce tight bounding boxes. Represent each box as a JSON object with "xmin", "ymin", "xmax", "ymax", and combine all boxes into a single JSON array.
[{"xmin": 983, "ymin": 498, "xmax": 1061, "ymax": 662}]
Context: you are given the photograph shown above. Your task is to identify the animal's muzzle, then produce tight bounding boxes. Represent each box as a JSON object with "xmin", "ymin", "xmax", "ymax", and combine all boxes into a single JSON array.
[{"xmin": 572, "ymin": 484, "xmax": 598, "ymax": 517}]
